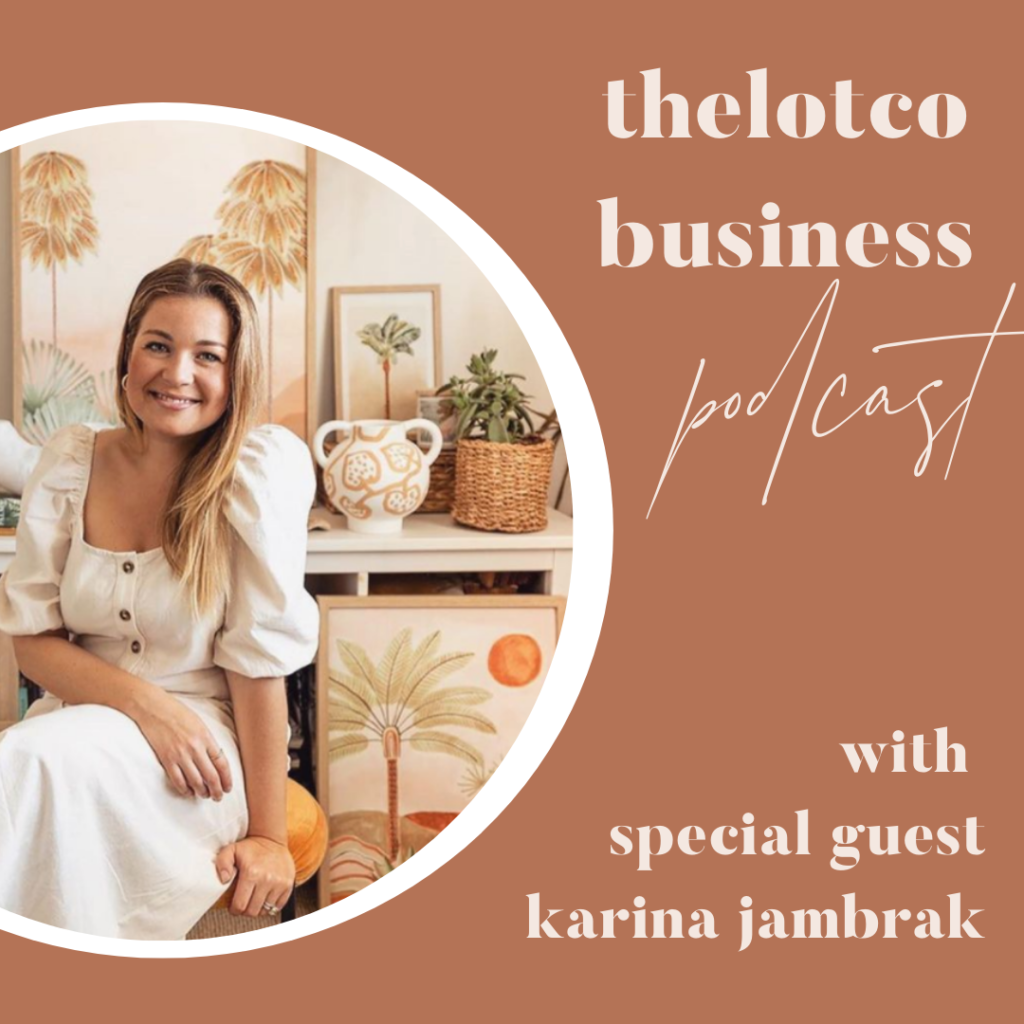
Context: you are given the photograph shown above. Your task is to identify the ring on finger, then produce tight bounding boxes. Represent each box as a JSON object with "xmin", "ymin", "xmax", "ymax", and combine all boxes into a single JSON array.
[{"xmin": 262, "ymin": 902, "xmax": 279, "ymax": 916}]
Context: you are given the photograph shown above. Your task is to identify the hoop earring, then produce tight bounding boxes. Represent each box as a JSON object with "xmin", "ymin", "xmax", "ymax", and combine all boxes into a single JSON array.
[{"xmin": 121, "ymin": 374, "xmax": 129, "ymax": 391}]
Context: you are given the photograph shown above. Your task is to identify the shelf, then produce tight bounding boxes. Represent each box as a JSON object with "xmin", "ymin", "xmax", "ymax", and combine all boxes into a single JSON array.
[
  {"xmin": 0, "ymin": 511, "xmax": 573, "ymax": 720},
  {"xmin": 306, "ymin": 510, "xmax": 572, "ymax": 578},
  {"xmin": 308, "ymin": 510, "xmax": 573, "ymax": 552},
  {"xmin": 0, "ymin": 510, "xmax": 574, "ymax": 577}
]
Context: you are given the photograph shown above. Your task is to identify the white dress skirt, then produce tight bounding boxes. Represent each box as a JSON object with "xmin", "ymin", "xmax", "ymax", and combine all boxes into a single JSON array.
[{"xmin": 0, "ymin": 424, "xmax": 319, "ymax": 940}]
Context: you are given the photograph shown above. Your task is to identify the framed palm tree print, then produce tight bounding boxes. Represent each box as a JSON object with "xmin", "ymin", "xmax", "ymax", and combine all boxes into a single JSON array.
[
  {"xmin": 332, "ymin": 285, "xmax": 442, "ymax": 422},
  {"xmin": 12, "ymin": 122, "xmax": 316, "ymax": 442},
  {"xmin": 316, "ymin": 594, "xmax": 564, "ymax": 907}
]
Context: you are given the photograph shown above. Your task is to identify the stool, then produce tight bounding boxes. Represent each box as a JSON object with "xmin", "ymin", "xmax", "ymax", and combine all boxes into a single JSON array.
[{"xmin": 212, "ymin": 778, "xmax": 327, "ymax": 921}]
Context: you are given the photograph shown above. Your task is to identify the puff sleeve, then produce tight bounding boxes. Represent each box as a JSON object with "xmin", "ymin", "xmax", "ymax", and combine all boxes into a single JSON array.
[
  {"xmin": 213, "ymin": 425, "xmax": 319, "ymax": 678},
  {"xmin": 0, "ymin": 425, "xmax": 91, "ymax": 636}
]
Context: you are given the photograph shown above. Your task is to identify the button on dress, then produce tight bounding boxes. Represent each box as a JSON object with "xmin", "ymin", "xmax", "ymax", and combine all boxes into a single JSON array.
[{"xmin": 0, "ymin": 424, "xmax": 319, "ymax": 940}]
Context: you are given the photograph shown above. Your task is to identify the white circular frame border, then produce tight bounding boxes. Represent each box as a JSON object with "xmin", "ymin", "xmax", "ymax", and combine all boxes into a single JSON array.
[{"xmin": 0, "ymin": 103, "xmax": 613, "ymax": 957}]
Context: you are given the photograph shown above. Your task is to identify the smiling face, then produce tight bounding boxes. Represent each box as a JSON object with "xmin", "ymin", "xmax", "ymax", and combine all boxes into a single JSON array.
[{"xmin": 125, "ymin": 295, "xmax": 233, "ymax": 441}]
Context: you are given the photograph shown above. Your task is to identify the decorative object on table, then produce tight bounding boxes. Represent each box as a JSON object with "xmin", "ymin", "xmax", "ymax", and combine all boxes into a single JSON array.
[
  {"xmin": 316, "ymin": 595, "xmax": 564, "ymax": 907},
  {"xmin": 311, "ymin": 438, "xmax": 335, "ymax": 512},
  {"xmin": 365, "ymin": 571, "xmax": 539, "ymax": 597},
  {"xmin": 367, "ymin": 573, "xmax": 465, "ymax": 596},
  {"xmin": 416, "ymin": 447, "xmax": 457, "ymax": 514},
  {"xmin": 332, "ymin": 285, "xmax": 442, "ymax": 423},
  {"xmin": 0, "ymin": 422, "xmax": 41, "ymax": 496},
  {"xmin": 307, "ymin": 505, "xmax": 334, "ymax": 532},
  {"xmin": 312, "ymin": 418, "xmax": 444, "ymax": 534},
  {"xmin": 440, "ymin": 350, "xmax": 559, "ymax": 533},
  {"xmin": 462, "ymin": 571, "xmax": 537, "ymax": 595},
  {"xmin": 415, "ymin": 389, "xmax": 459, "ymax": 447},
  {"xmin": 0, "ymin": 498, "xmax": 21, "ymax": 535},
  {"xmin": 14, "ymin": 126, "xmax": 316, "ymax": 441}
]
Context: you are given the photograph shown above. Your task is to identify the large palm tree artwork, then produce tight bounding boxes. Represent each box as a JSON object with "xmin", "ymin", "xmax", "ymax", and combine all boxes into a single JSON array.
[
  {"xmin": 328, "ymin": 627, "xmax": 496, "ymax": 863},
  {"xmin": 20, "ymin": 152, "xmax": 99, "ymax": 350},
  {"xmin": 178, "ymin": 160, "xmax": 307, "ymax": 418},
  {"xmin": 357, "ymin": 315, "xmax": 421, "ymax": 420}
]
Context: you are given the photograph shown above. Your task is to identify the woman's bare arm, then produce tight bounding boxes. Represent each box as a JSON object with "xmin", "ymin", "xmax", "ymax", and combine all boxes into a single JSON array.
[
  {"xmin": 13, "ymin": 631, "xmax": 161, "ymax": 719},
  {"xmin": 12, "ymin": 632, "xmax": 233, "ymax": 799},
  {"xmin": 217, "ymin": 672, "xmax": 294, "ymax": 916},
  {"xmin": 225, "ymin": 672, "xmax": 289, "ymax": 843}
]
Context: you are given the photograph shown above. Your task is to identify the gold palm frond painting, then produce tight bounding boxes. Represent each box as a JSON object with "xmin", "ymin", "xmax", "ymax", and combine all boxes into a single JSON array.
[
  {"xmin": 21, "ymin": 219, "xmax": 99, "ymax": 267},
  {"xmin": 20, "ymin": 187, "xmax": 94, "ymax": 235},
  {"xmin": 220, "ymin": 160, "xmax": 306, "ymax": 206},
  {"xmin": 177, "ymin": 234, "xmax": 221, "ymax": 265},
  {"xmin": 179, "ymin": 158, "xmax": 308, "ymax": 418},
  {"xmin": 20, "ymin": 151, "xmax": 100, "ymax": 350},
  {"xmin": 216, "ymin": 237, "xmax": 304, "ymax": 295},
  {"xmin": 216, "ymin": 199, "xmax": 306, "ymax": 254},
  {"xmin": 20, "ymin": 152, "xmax": 90, "ymax": 192}
]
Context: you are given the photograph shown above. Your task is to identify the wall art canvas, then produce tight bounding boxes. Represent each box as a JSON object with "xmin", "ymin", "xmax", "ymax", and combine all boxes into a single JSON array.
[
  {"xmin": 14, "ymin": 122, "xmax": 315, "ymax": 442},
  {"xmin": 332, "ymin": 285, "xmax": 442, "ymax": 423},
  {"xmin": 316, "ymin": 595, "xmax": 563, "ymax": 907}
]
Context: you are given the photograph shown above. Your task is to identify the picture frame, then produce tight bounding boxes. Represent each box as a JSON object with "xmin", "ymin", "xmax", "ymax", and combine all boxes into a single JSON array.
[
  {"xmin": 315, "ymin": 594, "xmax": 564, "ymax": 908},
  {"xmin": 415, "ymin": 388, "xmax": 459, "ymax": 447},
  {"xmin": 12, "ymin": 124, "xmax": 318, "ymax": 442},
  {"xmin": 332, "ymin": 285, "xmax": 442, "ymax": 423}
]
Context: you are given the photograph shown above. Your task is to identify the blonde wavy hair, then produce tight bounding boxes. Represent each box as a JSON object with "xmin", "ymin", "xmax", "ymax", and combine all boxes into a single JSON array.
[{"xmin": 115, "ymin": 259, "xmax": 265, "ymax": 615}]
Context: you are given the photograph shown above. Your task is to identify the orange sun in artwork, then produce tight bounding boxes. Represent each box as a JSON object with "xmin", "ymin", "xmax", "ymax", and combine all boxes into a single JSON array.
[{"xmin": 488, "ymin": 634, "xmax": 543, "ymax": 687}]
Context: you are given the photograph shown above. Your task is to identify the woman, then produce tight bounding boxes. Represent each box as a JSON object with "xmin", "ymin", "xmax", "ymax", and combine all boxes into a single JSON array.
[{"xmin": 0, "ymin": 259, "xmax": 319, "ymax": 940}]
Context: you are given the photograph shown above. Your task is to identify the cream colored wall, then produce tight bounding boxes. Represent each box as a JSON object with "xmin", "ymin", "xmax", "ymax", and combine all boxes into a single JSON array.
[
  {"xmin": 0, "ymin": 148, "xmax": 569, "ymax": 510},
  {"xmin": 313, "ymin": 157, "xmax": 569, "ymax": 510},
  {"xmin": 312, "ymin": 157, "xmax": 554, "ymax": 424}
]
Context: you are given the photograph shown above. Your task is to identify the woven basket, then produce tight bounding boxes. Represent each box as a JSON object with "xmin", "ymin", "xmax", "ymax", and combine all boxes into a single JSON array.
[
  {"xmin": 453, "ymin": 437, "xmax": 554, "ymax": 533},
  {"xmin": 417, "ymin": 447, "xmax": 457, "ymax": 513}
]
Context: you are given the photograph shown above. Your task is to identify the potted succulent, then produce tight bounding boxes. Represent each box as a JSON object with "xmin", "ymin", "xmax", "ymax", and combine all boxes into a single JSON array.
[{"xmin": 438, "ymin": 350, "xmax": 558, "ymax": 533}]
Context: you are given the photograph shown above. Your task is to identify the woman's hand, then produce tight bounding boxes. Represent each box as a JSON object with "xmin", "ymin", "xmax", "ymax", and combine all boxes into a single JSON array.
[
  {"xmin": 215, "ymin": 836, "xmax": 295, "ymax": 917},
  {"xmin": 133, "ymin": 689, "xmax": 233, "ymax": 800}
]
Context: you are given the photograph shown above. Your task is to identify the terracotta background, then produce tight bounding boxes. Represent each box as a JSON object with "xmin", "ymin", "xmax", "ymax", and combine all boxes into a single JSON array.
[{"xmin": 0, "ymin": 1, "xmax": 1020, "ymax": 1019}]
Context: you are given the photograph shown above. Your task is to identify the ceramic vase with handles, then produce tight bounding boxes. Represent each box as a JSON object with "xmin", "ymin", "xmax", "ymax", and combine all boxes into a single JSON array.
[{"xmin": 312, "ymin": 419, "xmax": 444, "ymax": 534}]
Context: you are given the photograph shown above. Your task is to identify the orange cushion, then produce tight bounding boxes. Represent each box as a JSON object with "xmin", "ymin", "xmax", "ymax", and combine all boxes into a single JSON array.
[{"xmin": 212, "ymin": 779, "xmax": 327, "ymax": 911}]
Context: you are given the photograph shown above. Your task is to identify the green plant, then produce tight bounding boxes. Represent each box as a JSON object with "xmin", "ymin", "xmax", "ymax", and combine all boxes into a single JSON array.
[
  {"xmin": 439, "ymin": 349, "xmax": 539, "ymax": 444},
  {"xmin": 0, "ymin": 498, "xmax": 20, "ymax": 529}
]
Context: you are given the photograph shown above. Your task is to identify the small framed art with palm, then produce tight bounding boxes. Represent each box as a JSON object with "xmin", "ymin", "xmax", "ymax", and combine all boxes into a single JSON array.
[{"xmin": 331, "ymin": 285, "xmax": 443, "ymax": 423}]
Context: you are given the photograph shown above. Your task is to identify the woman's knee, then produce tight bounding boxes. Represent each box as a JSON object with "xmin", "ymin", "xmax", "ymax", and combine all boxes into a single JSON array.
[{"xmin": 0, "ymin": 704, "xmax": 144, "ymax": 782}]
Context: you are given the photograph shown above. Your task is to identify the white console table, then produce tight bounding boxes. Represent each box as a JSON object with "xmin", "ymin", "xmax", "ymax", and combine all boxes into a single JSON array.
[{"xmin": 0, "ymin": 510, "xmax": 573, "ymax": 724}]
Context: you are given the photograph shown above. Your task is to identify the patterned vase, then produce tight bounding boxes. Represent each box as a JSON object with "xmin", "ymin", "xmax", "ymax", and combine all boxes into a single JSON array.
[{"xmin": 312, "ymin": 419, "xmax": 444, "ymax": 534}]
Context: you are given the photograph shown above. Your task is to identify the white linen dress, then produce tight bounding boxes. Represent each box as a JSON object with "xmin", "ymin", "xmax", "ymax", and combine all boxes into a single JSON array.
[{"xmin": 0, "ymin": 424, "xmax": 319, "ymax": 940}]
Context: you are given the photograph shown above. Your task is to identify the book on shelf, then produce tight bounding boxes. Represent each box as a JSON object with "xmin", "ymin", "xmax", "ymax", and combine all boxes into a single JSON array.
[{"xmin": 18, "ymin": 675, "xmax": 43, "ymax": 718}]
